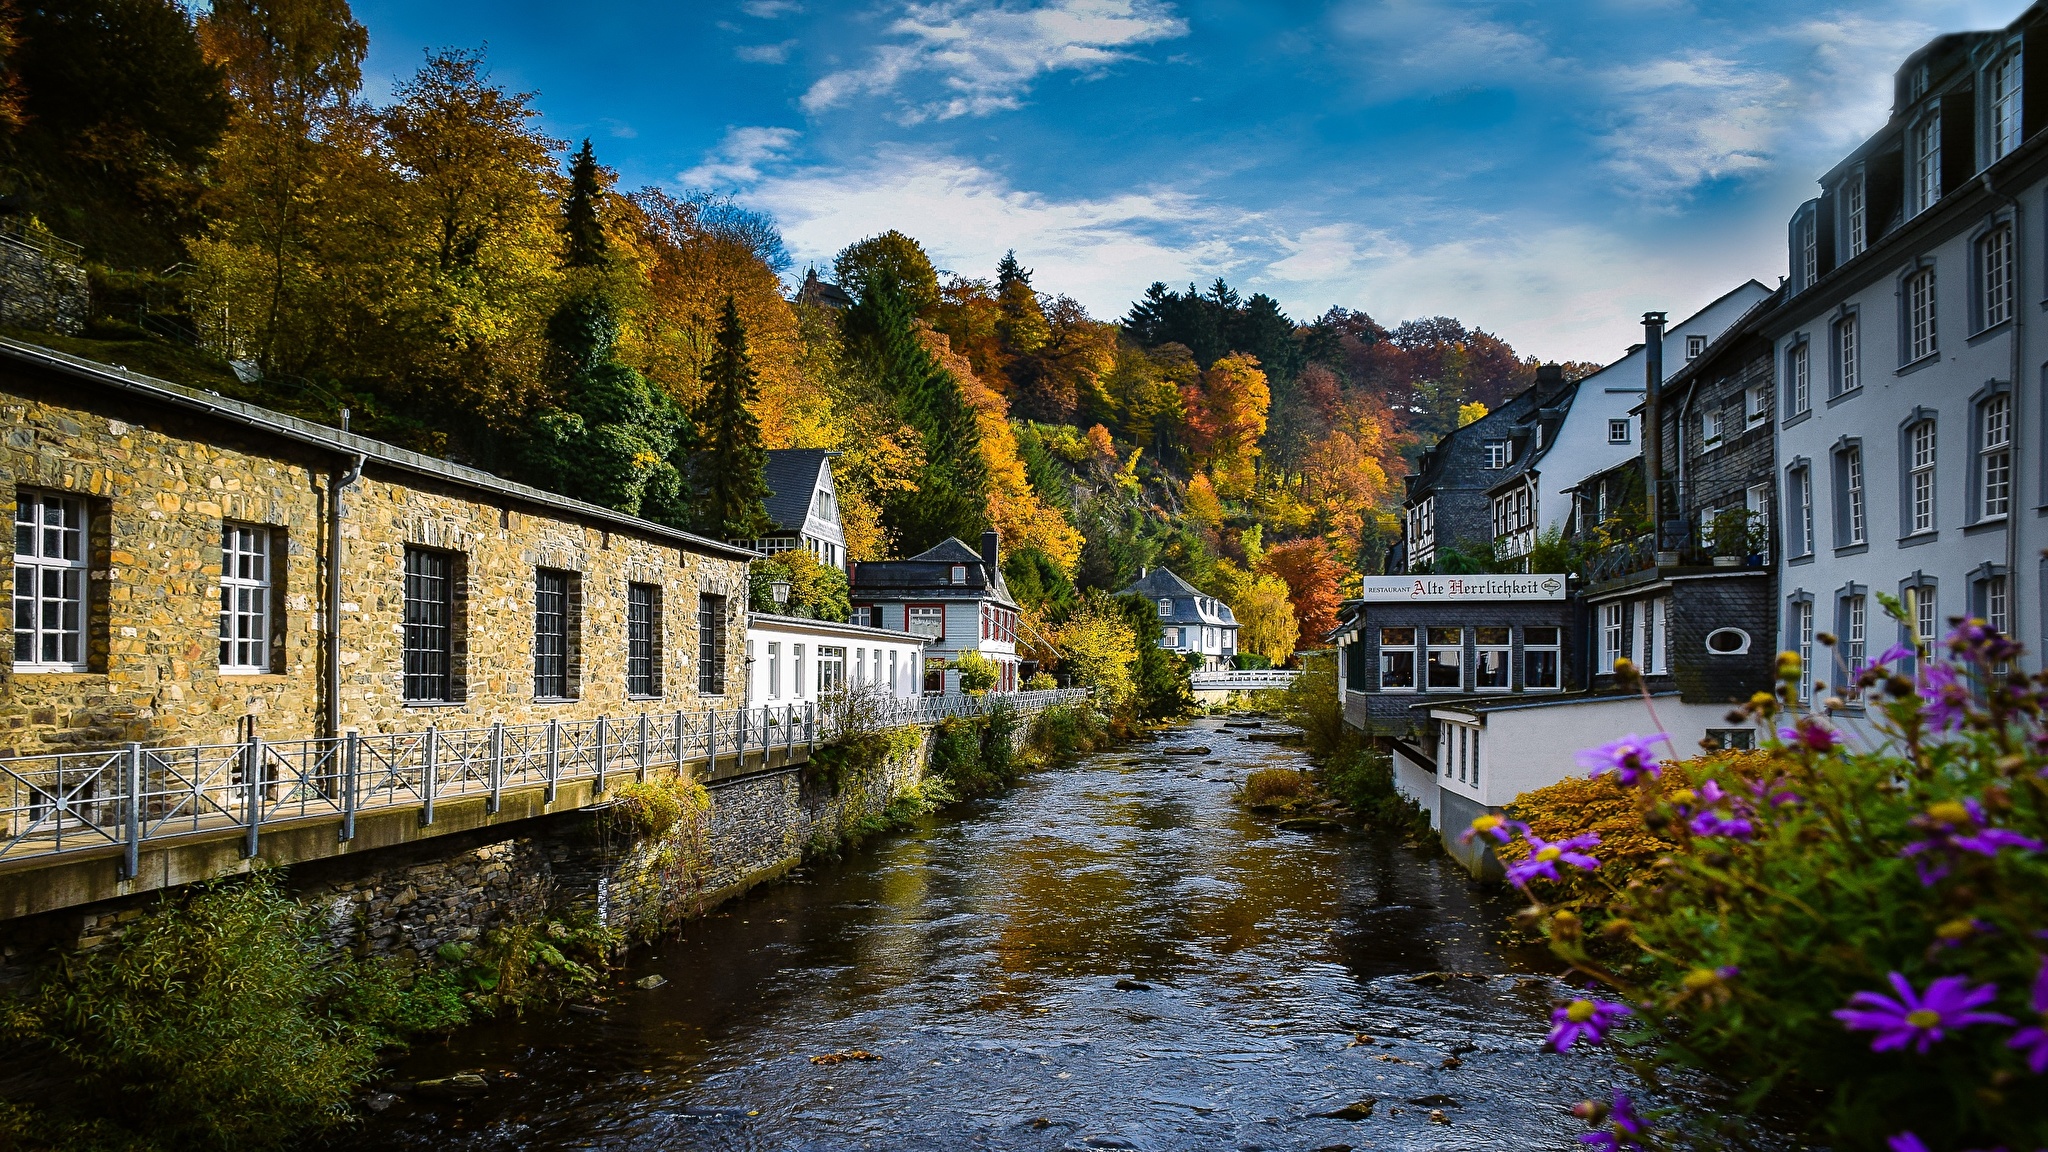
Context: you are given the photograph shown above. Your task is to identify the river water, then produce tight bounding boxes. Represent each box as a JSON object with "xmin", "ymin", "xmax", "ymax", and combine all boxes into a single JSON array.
[{"xmin": 350, "ymin": 716, "xmax": 1641, "ymax": 1151}]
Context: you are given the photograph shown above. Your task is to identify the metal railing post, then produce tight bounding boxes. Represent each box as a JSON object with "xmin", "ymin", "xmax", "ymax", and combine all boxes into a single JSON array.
[
  {"xmin": 122, "ymin": 742, "xmax": 141, "ymax": 881},
  {"xmin": 710, "ymin": 709, "xmax": 721, "ymax": 774},
  {"xmin": 341, "ymin": 731, "xmax": 359, "ymax": 841},
  {"xmin": 594, "ymin": 715, "xmax": 608, "ymax": 796},
  {"xmin": 785, "ymin": 702, "xmax": 795, "ymax": 761},
  {"xmin": 487, "ymin": 722, "xmax": 504, "ymax": 815},
  {"xmin": 807, "ymin": 701, "xmax": 816, "ymax": 751},
  {"xmin": 546, "ymin": 718, "xmax": 560, "ymax": 803},
  {"xmin": 421, "ymin": 726, "xmax": 438, "ymax": 826},
  {"xmin": 673, "ymin": 709, "xmax": 686, "ymax": 771},
  {"xmin": 243, "ymin": 735, "xmax": 264, "ymax": 859},
  {"xmin": 637, "ymin": 713, "xmax": 649, "ymax": 781}
]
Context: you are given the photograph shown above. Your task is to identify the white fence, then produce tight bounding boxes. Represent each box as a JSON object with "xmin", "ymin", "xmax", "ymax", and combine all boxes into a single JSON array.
[
  {"xmin": 1190, "ymin": 669, "xmax": 1301, "ymax": 692},
  {"xmin": 0, "ymin": 688, "xmax": 1089, "ymax": 878}
]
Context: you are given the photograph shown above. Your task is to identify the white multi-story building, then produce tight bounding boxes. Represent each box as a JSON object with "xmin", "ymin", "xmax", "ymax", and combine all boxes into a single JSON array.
[{"xmin": 1769, "ymin": 16, "xmax": 2044, "ymax": 680}]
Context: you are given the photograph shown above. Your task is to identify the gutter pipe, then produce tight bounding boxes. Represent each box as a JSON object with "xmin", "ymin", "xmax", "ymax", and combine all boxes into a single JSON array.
[{"xmin": 327, "ymin": 407, "xmax": 366, "ymax": 739}]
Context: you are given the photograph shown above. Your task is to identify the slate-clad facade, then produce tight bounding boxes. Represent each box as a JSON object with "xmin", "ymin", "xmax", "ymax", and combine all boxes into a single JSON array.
[
  {"xmin": 734, "ymin": 448, "xmax": 847, "ymax": 571},
  {"xmin": 849, "ymin": 532, "xmax": 1021, "ymax": 693}
]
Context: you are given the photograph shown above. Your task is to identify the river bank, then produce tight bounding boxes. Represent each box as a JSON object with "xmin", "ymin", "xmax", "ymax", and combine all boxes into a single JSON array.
[{"xmin": 341, "ymin": 716, "xmax": 1652, "ymax": 1151}]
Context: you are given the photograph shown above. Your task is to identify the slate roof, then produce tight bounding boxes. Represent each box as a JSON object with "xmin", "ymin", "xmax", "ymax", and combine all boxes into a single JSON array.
[
  {"xmin": 761, "ymin": 448, "xmax": 835, "ymax": 535},
  {"xmin": 1119, "ymin": 568, "xmax": 1238, "ymax": 626},
  {"xmin": 851, "ymin": 535, "xmax": 1018, "ymax": 606}
]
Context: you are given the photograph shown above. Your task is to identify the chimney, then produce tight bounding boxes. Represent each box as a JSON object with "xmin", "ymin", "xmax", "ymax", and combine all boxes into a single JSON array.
[
  {"xmin": 980, "ymin": 529, "xmax": 1000, "ymax": 574},
  {"xmin": 1641, "ymin": 311, "xmax": 1669, "ymax": 555},
  {"xmin": 1536, "ymin": 362, "xmax": 1562, "ymax": 388}
]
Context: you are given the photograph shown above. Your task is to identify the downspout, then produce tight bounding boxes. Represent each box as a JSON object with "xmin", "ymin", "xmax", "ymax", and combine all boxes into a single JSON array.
[
  {"xmin": 327, "ymin": 409, "xmax": 367, "ymax": 739},
  {"xmin": 1641, "ymin": 313, "xmax": 1669, "ymax": 556},
  {"xmin": 1982, "ymin": 171, "xmax": 2024, "ymax": 656}
]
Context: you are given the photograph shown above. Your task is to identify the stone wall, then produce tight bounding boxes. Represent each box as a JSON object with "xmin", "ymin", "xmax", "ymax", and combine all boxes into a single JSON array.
[
  {"xmin": 0, "ymin": 351, "xmax": 751, "ymax": 758},
  {"xmin": 0, "ymin": 236, "xmax": 87, "ymax": 336}
]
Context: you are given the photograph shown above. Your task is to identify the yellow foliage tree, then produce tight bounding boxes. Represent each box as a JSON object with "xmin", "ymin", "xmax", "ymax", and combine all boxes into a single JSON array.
[
  {"xmin": 1215, "ymin": 557, "xmax": 1296, "ymax": 665},
  {"xmin": 1457, "ymin": 400, "xmax": 1489, "ymax": 427},
  {"xmin": 1053, "ymin": 601, "xmax": 1139, "ymax": 714},
  {"xmin": 1188, "ymin": 352, "xmax": 1270, "ymax": 496}
]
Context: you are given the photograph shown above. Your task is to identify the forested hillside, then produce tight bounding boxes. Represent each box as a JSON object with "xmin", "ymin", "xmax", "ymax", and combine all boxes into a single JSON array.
[{"xmin": 0, "ymin": 0, "xmax": 1598, "ymax": 674}]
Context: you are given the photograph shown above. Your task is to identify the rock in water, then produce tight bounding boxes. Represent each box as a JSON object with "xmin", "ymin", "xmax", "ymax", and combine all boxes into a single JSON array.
[
  {"xmin": 1113, "ymin": 978, "xmax": 1151, "ymax": 991},
  {"xmin": 636, "ymin": 974, "xmax": 668, "ymax": 989},
  {"xmin": 1276, "ymin": 817, "xmax": 1343, "ymax": 832},
  {"xmin": 1318, "ymin": 1098, "xmax": 1376, "ymax": 1120}
]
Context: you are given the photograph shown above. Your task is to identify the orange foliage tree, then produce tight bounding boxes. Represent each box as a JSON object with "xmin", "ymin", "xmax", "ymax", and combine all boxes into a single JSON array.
[
  {"xmin": 1182, "ymin": 351, "xmax": 1269, "ymax": 495},
  {"xmin": 1261, "ymin": 537, "xmax": 1344, "ymax": 652}
]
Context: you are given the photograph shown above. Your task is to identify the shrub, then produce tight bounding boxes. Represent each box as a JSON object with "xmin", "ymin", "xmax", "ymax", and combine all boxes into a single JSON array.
[
  {"xmin": 1489, "ymin": 619, "xmax": 2048, "ymax": 1152},
  {"xmin": 1027, "ymin": 701, "xmax": 1106, "ymax": 762},
  {"xmin": 1025, "ymin": 670, "xmax": 1057, "ymax": 691},
  {"xmin": 0, "ymin": 872, "xmax": 385, "ymax": 1150},
  {"xmin": 607, "ymin": 773, "xmax": 710, "ymax": 837},
  {"xmin": 956, "ymin": 650, "xmax": 998, "ymax": 695},
  {"xmin": 1242, "ymin": 768, "xmax": 1311, "ymax": 806}
]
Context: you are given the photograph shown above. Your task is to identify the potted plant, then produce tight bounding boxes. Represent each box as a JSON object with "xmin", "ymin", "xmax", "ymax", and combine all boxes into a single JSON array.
[{"xmin": 1709, "ymin": 508, "xmax": 1752, "ymax": 567}]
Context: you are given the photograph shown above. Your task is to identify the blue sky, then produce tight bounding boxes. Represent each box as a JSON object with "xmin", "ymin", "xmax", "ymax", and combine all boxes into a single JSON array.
[{"xmin": 352, "ymin": 0, "xmax": 2030, "ymax": 364}]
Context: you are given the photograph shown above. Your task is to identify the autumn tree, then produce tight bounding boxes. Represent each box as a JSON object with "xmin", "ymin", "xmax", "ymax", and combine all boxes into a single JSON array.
[
  {"xmin": 1185, "ymin": 351, "xmax": 1269, "ymax": 495},
  {"xmin": 691, "ymin": 297, "xmax": 774, "ymax": 539},
  {"xmin": 1261, "ymin": 536, "xmax": 1344, "ymax": 652}
]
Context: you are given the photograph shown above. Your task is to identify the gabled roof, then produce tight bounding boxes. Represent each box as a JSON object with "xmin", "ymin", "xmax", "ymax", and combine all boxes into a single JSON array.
[
  {"xmin": 851, "ymin": 536, "xmax": 1018, "ymax": 606},
  {"xmin": 761, "ymin": 448, "xmax": 835, "ymax": 535},
  {"xmin": 1119, "ymin": 567, "xmax": 1238, "ymax": 626},
  {"xmin": 910, "ymin": 538, "xmax": 984, "ymax": 563}
]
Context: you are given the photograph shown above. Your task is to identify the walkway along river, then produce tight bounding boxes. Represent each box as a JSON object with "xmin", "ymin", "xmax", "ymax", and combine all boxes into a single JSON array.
[{"xmin": 348, "ymin": 716, "xmax": 1646, "ymax": 1151}]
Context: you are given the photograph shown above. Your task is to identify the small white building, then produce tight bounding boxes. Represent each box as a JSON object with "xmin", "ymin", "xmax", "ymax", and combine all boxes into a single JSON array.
[
  {"xmin": 1120, "ymin": 567, "xmax": 1238, "ymax": 671},
  {"xmin": 743, "ymin": 612, "xmax": 932, "ymax": 706}
]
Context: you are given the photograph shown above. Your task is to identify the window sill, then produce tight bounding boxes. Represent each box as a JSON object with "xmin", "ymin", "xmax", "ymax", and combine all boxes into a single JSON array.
[
  {"xmin": 219, "ymin": 670, "xmax": 289, "ymax": 680},
  {"xmin": 533, "ymin": 696, "xmax": 580, "ymax": 705},
  {"xmin": 1899, "ymin": 530, "xmax": 1939, "ymax": 548},
  {"xmin": 9, "ymin": 666, "xmax": 98, "ymax": 676},
  {"xmin": 1833, "ymin": 542, "xmax": 1869, "ymax": 556},
  {"xmin": 1896, "ymin": 353, "xmax": 1941, "ymax": 376},
  {"xmin": 626, "ymin": 694, "xmax": 664, "ymax": 703},
  {"xmin": 1967, "ymin": 318, "xmax": 2013, "ymax": 346},
  {"xmin": 1786, "ymin": 552, "xmax": 1815, "ymax": 566},
  {"xmin": 1826, "ymin": 387, "xmax": 1862, "ymax": 408},
  {"xmin": 403, "ymin": 699, "xmax": 466, "ymax": 709},
  {"xmin": 1782, "ymin": 409, "xmax": 1813, "ymax": 428},
  {"xmin": 1964, "ymin": 517, "xmax": 2009, "ymax": 536}
]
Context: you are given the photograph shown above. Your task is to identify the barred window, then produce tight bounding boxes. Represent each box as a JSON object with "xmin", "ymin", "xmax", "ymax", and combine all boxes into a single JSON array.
[
  {"xmin": 13, "ymin": 490, "xmax": 87, "ymax": 671},
  {"xmin": 697, "ymin": 592, "xmax": 727, "ymax": 695},
  {"xmin": 1909, "ymin": 421, "xmax": 1936, "ymax": 534},
  {"xmin": 628, "ymin": 583, "xmax": 660, "ymax": 697},
  {"xmin": 1981, "ymin": 394, "xmax": 2012, "ymax": 518},
  {"xmin": 403, "ymin": 548, "xmax": 453, "ymax": 701},
  {"xmin": 1906, "ymin": 268, "xmax": 1937, "ymax": 362},
  {"xmin": 534, "ymin": 570, "xmax": 570, "ymax": 699},
  {"xmin": 219, "ymin": 524, "xmax": 272, "ymax": 672},
  {"xmin": 1980, "ymin": 225, "xmax": 2014, "ymax": 329}
]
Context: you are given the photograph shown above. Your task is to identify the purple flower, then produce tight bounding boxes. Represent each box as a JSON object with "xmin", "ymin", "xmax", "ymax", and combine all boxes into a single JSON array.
[
  {"xmin": 1778, "ymin": 717, "xmax": 1841, "ymax": 752},
  {"xmin": 1461, "ymin": 813, "xmax": 1523, "ymax": 845},
  {"xmin": 2008, "ymin": 957, "xmax": 2048, "ymax": 1075},
  {"xmin": 1577, "ymin": 1091, "xmax": 1646, "ymax": 1150},
  {"xmin": 1548, "ymin": 997, "xmax": 1632, "ymax": 1052},
  {"xmin": 1506, "ymin": 831, "xmax": 1602, "ymax": 886},
  {"xmin": 1887, "ymin": 1135, "xmax": 1930, "ymax": 1152},
  {"xmin": 1873, "ymin": 643, "xmax": 1916, "ymax": 668},
  {"xmin": 1832, "ymin": 972, "xmax": 2014, "ymax": 1054},
  {"xmin": 1947, "ymin": 617, "xmax": 2024, "ymax": 664},
  {"xmin": 1689, "ymin": 808, "xmax": 1755, "ymax": 840},
  {"xmin": 1900, "ymin": 798, "xmax": 2045, "ymax": 885},
  {"xmin": 1919, "ymin": 663, "xmax": 1969, "ymax": 732},
  {"xmin": 1576, "ymin": 735, "xmax": 1665, "ymax": 784}
]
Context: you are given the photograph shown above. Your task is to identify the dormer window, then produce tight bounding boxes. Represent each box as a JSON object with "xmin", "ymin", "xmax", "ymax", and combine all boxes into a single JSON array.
[
  {"xmin": 1482, "ymin": 440, "xmax": 1509, "ymax": 469},
  {"xmin": 951, "ymin": 565, "xmax": 967, "ymax": 584},
  {"xmin": 1843, "ymin": 170, "xmax": 1867, "ymax": 259},
  {"xmin": 1912, "ymin": 112, "xmax": 1941, "ymax": 215},
  {"xmin": 1991, "ymin": 52, "xmax": 2023, "ymax": 161},
  {"xmin": 1686, "ymin": 334, "xmax": 1707, "ymax": 360},
  {"xmin": 1158, "ymin": 598, "xmax": 1172, "ymax": 618}
]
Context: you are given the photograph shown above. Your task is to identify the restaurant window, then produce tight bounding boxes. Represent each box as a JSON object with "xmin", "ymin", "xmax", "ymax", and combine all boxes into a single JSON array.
[
  {"xmin": 1474, "ymin": 627, "xmax": 1510, "ymax": 689},
  {"xmin": 627, "ymin": 583, "xmax": 661, "ymax": 697},
  {"xmin": 1523, "ymin": 626, "xmax": 1561, "ymax": 690},
  {"xmin": 1379, "ymin": 627, "xmax": 1415, "ymax": 690},
  {"xmin": 1425, "ymin": 627, "xmax": 1462, "ymax": 691},
  {"xmin": 219, "ymin": 523, "xmax": 273, "ymax": 673},
  {"xmin": 697, "ymin": 593, "xmax": 728, "ymax": 695},
  {"xmin": 403, "ymin": 547, "xmax": 455, "ymax": 702},
  {"xmin": 13, "ymin": 490, "xmax": 88, "ymax": 672}
]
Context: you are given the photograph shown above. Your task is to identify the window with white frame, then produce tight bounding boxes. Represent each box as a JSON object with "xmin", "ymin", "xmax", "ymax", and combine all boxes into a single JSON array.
[
  {"xmin": 1379, "ymin": 627, "xmax": 1415, "ymax": 690},
  {"xmin": 1906, "ymin": 267, "xmax": 1937, "ymax": 361},
  {"xmin": 1701, "ymin": 408, "xmax": 1724, "ymax": 446},
  {"xmin": 1745, "ymin": 483, "xmax": 1772, "ymax": 555},
  {"xmin": 767, "ymin": 641, "xmax": 781, "ymax": 698},
  {"xmin": 908, "ymin": 605, "xmax": 943, "ymax": 639},
  {"xmin": 1844, "ymin": 594, "xmax": 1867, "ymax": 701},
  {"xmin": 1791, "ymin": 466, "xmax": 1813, "ymax": 556},
  {"xmin": 813, "ymin": 485, "xmax": 837, "ymax": 523},
  {"xmin": 1482, "ymin": 440, "xmax": 1509, "ymax": 469},
  {"xmin": 1608, "ymin": 418, "xmax": 1630, "ymax": 444},
  {"xmin": 793, "ymin": 643, "xmax": 806, "ymax": 696},
  {"xmin": 1789, "ymin": 340, "xmax": 1811, "ymax": 414},
  {"xmin": 1913, "ymin": 113, "xmax": 1941, "ymax": 214},
  {"xmin": 1600, "ymin": 603, "xmax": 1625, "ymax": 673},
  {"xmin": 1686, "ymin": 334, "xmax": 1707, "ymax": 360},
  {"xmin": 850, "ymin": 605, "xmax": 873, "ymax": 627},
  {"xmin": 1157, "ymin": 598, "xmax": 1172, "ymax": 618},
  {"xmin": 1800, "ymin": 214, "xmax": 1818, "ymax": 289},
  {"xmin": 1474, "ymin": 627, "xmax": 1510, "ymax": 689},
  {"xmin": 1980, "ymin": 224, "xmax": 2014, "ymax": 330},
  {"xmin": 950, "ymin": 564, "xmax": 967, "ymax": 584},
  {"xmin": 1833, "ymin": 313, "xmax": 1857, "ymax": 398},
  {"xmin": 1988, "ymin": 574, "xmax": 2010, "ymax": 636},
  {"xmin": 1523, "ymin": 625, "xmax": 1561, "ymax": 690},
  {"xmin": 1746, "ymin": 380, "xmax": 1768, "ymax": 428},
  {"xmin": 13, "ymin": 490, "xmax": 88, "ymax": 672},
  {"xmin": 1405, "ymin": 498, "xmax": 1435, "ymax": 565},
  {"xmin": 219, "ymin": 523, "xmax": 272, "ymax": 673},
  {"xmin": 1795, "ymin": 599, "xmax": 1814, "ymax": 705},
  {"xmin": 1991, "ymin": 53, "xmax": 2023, "ymax": 161},
  {"xmin": 1425, "ymin": 627, "xmax": 1462, "ymax": 690},
  {"xmin": 1981, "ymin": 394, "xmax": 2012, "ymax": 519},
  {"xmin": 1844, "ymin": 171, "xmax": 1867, "ymax": 259},
  {"xmin": 1909, "ymin": 419, "xmax": 1937, "ymax": 535},
  {"xmin": 1908, "ymin": 584, "xmax": 1939, "ymax": 650},
  {"xmin": 1843, "ymin": 444, "xmax": 1866, "ymax": 545}
]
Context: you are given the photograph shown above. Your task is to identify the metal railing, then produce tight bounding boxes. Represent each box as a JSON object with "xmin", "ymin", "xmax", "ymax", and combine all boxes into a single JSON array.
[
  {"xmin": 1190, "ymin": 670, "xmax": 1301, "ymax": 690},
  {"xmin": 0, "ymin": 689, "xmax": 1088, "ymax": 877}
]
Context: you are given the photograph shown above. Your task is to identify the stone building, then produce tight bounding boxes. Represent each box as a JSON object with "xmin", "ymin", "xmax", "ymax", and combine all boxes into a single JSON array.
[{"xmin": 1, "ymin": 337, "xmax": 757, "ymax": 757}]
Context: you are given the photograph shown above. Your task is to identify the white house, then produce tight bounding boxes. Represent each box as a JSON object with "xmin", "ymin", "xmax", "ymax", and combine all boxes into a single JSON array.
[
  {"xmin": 1120, "ymin": 567, "xmax": 1238, "ymax": 671},
  {"xmin": 744, "ymin": 612, "xmax": 932, "ymax": 706},
  {"xmin": 733, "ymin": 449, "xmax": 848, "ymax": 571}
]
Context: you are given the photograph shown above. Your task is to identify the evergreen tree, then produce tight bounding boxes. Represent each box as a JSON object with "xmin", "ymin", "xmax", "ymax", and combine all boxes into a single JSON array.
[
  {"xmin": 847, "ymin": 268, "xmax": 990, "ymax": 551},
  {"xmin": 692, "ymin": 296, "xmax": 774, "ymax": 539},
  {"xmin": 561, "ymin": 138, "xmax": 608, "ymax": 268}
]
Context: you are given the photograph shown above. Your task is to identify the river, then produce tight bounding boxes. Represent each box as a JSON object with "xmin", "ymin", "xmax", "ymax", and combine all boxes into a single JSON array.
[{"xmin": 349, "ymin": 716, "xmax": 1641, "ymax": 1151}]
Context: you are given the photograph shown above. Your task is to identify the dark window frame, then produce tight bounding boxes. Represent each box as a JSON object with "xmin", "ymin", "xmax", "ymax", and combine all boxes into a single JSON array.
[
  {"xmin": 627, "ymin": 582, "xmax": 662, "ymax": 698},
  {"xmin": 697, "ymin": 592, "xmax": 728, "ymax": 696},
  {"xmin": 403, "ymin": 546, "xmax": 462, "ymax": 703}
]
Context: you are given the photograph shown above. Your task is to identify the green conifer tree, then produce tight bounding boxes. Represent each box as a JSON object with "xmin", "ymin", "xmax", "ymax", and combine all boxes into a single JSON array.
[
  {"xmin": 560, "ymin": 138, "xmax": 609, "ymax": 269},
  {"xmin": 692, "ymin": 297, "xmax": 775, "ymax": 539}
]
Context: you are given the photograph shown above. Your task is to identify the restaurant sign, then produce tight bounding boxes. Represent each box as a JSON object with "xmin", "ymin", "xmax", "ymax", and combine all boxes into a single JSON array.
[{"xmin": 1356, "ymin": 574, "xmax": 1568, "ymax": 602}]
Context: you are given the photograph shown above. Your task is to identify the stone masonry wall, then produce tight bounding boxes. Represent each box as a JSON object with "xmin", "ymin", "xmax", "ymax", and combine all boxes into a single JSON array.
[{"xmin": 0, "ymin": 357, "xmax": 750, "ymax": 758}]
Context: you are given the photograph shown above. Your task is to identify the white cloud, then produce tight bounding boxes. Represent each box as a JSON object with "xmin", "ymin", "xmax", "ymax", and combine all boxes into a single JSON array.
[
  {"xmin": 801, "ymin": 0, "xmax": 1188, "ymax": 122},
  {"xmin": 741, "ymin": 0, "xmax": 802, "ymax": 16},
  {"xmin": 1330, "ymin": 0, "xmax": 1554, "ymax": 96},
  {"xmin": 1595, "ymin": 52, "xmax": 1791, "ymax": 201},
  {"xmin": 679, "ymin": 126, "xmax": 802, "ymax": 188},
  {"xmin": 737, "ymin": 39, "xmax": 798, "ymax": 63}
]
